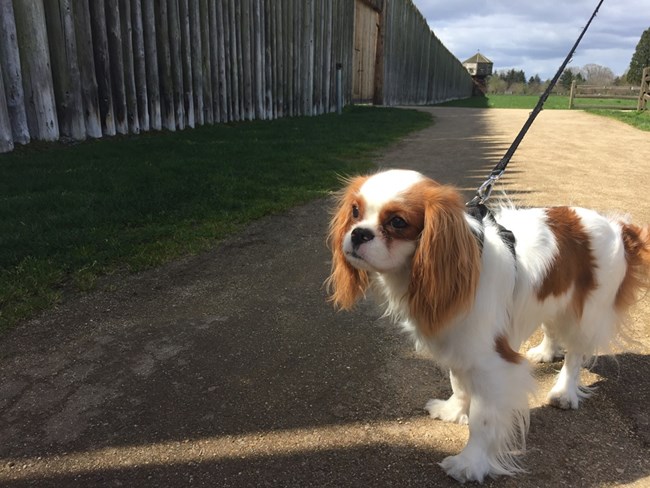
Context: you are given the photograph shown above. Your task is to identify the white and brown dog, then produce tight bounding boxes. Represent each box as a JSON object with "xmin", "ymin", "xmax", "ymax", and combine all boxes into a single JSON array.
[{"xmin": 327, "ymin": 169, "xmax": 650, "ymax": 483}]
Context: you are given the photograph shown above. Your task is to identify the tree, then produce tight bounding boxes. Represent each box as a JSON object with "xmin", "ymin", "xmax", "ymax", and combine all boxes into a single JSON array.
[
  {"xmin": 582, "ymin": 63, "xmax": 615, "ymax": 85},
  {"xmin": 499, "ymin": 69, "xmax": 526, "ymax": 87},
  {"xmin": 627, "ymin": 28, "xmax": 650, "ymax": 85},
  {"xmin": 487, "ymin": 75, "xmax": 507, "ymax": 94},
  {"xmin": 559, "ymin": 69, "xmax": 574, "ymax": 90},
  {"xmin": 528, "ymin": 74, "xmax": 541, "ymax": 85}
]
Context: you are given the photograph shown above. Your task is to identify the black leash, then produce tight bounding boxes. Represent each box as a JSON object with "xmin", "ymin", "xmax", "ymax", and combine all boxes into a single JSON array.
[{"xmin": 467, "ymin": 0, "xmax": 606, "ymax": 207}]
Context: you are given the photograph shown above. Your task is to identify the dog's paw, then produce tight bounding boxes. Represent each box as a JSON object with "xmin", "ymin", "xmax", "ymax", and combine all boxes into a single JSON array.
[
  {"xmin": 547, "ymin": 384, "xmax": 592, "ymax": 410},
  {"xmin": 425, "ymin": 396, "xmax": 469, "ymax": 425},
  {"xmin": 526, "ymin": 344, "xmax": 563, "ymax": 363},
  {"xmin": 439, "ymin": 452, "xmax": 490, "ymax": 484}
]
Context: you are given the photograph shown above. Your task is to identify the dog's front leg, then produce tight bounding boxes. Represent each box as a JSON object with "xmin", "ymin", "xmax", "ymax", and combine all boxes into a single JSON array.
[
  {"xmin": 425, "ymin": 369, "xmax": 470, "ymax": 425},
  {"xmin": 439, "ymin": 360, "xmax": 533, "ymax": 483}
]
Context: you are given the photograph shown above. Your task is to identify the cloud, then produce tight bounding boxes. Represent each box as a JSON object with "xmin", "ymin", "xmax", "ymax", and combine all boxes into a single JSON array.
[{"xmin": 413, "ymin": 0, "xmax": 648, "ymax": 79}]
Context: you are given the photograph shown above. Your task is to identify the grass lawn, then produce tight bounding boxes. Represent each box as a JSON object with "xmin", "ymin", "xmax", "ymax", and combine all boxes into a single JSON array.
[
  {"xmin": 584, "ymin": 108, "xmax": 650, "ymax": 131},
  {"xmin": 435, "ymin": 94, "xmax": 571, "ymax": 109},
  {"xmin": 436, "ymin": 95, "xmax": 649, "ymax": 131},
  {"xmin": 0, "ymin": 106, "xmax": 432, "ymax": 332}
]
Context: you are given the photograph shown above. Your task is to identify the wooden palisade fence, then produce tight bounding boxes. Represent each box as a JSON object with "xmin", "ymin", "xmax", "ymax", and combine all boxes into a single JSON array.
[
  {"xmin": 380, "ymin": 0, "xmax": 472, "ymax": 105},
  {"xmin": 0, "ymin": 0, "xmax": 472, "ymax": 153}
]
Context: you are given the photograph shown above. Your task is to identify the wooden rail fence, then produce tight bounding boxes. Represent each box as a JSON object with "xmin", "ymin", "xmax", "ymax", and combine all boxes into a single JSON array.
[
  {"xmin": 568, "ymin": 75, "xmax": 649, "ymax": 111},
  {"xmin": 638, "ymin": 66, "xmax": 650, "ymax": 111},
  {"xmin": 0, "ymin": 0, "xmax": 472, "ymax": 153}
]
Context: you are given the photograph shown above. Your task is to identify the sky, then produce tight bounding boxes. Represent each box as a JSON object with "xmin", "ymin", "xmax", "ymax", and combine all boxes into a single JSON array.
[{"xmin": 412, "ymin": 0, "xmax": 648, "ymax": 81}]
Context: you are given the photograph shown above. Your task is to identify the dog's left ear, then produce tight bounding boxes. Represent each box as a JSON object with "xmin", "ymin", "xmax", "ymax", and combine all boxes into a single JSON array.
[
  {"xmin": 409, "ymin": 184, "xmax": 481, "ymax": 336},
  {"xmin": 326, "ymin": 176, "xmax": 369, "ymax": 309}
]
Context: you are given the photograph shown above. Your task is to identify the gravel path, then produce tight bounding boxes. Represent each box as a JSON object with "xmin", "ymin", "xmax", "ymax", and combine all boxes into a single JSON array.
[{"xmin": 1, "ymin": 107, "xmax": 649, "ymax": 487}]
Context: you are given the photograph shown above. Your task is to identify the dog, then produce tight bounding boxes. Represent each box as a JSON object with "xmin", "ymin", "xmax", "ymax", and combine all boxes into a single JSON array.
[{"xmin": 326, "ymin": 169, "xmax": 650, "ymax": 483}]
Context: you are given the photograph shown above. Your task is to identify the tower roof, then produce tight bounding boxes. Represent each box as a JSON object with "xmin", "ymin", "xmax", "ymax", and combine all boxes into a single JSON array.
[{"xmin": 462, "ymin": 53, "xmax": 492, "ymax": 64}]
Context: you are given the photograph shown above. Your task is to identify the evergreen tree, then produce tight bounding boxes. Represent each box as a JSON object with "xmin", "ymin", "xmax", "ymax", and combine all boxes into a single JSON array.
[
  {"xmin": 627, "ymin": 28, "xmax": 650, "ymax": 85},
  {"xmin": 559, "ymin": 69, "xmax": 574, "ymax": 89}
]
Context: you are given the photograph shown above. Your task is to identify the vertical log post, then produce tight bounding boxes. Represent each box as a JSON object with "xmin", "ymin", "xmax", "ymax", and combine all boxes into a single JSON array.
[
  {"xmin": 13, "ymin": 0, "xmax": 59, "ymax": 141},
  {"xmin": 105, "ymin": 0, "xmax": 128, "ymax": 134},
  {"xmin": 119, "ymin": 0, "xmax": 141, "ymax": 134},
  {"xmin": 0, "ymin": 63, "xmax": 14, "ymax": 152},
  {"xmin": 178, "ymin": 0, "xmax": 194, "ymax": 127},
  {"xmin": 0, "ymin": 0, "xmax": 30, "ymax": 144},
  {"xmin": 129, "ymin": 0, "xmax": 150, "ymax": 131},
  {"xmin": 167, "ymin": 0, "xmax": 185, "ymax": 129}
]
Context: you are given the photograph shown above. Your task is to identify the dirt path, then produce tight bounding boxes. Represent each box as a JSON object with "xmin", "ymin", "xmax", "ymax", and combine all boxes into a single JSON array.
[{"xmin": 1, "ymin": 108, "xmax": 649, "ymax": 487}]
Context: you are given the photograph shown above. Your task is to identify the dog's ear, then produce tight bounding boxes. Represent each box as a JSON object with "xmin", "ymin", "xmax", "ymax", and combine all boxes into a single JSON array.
[
  {"xmin": 409, "ymin": 184, "xmax": 481, "ymax": 335},
  {"xmin": 326, "ymin": 176, "xmax": 369, "ymax": 309}
]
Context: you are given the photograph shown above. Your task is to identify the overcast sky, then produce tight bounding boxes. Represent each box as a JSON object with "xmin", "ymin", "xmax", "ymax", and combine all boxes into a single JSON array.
[{"xmin": 412, "ymin": 0, "xmax": 648, "ymax": 80}]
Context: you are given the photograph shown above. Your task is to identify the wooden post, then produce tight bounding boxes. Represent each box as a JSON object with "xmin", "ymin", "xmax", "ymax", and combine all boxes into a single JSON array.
[
  {"xmin": 189, "ymin": 0, "xmax": 203, "ymax": 125},
  {"xmin": 373, "ymin": 0, "xmax": 385, "ymax": 105},
  {"xmin": 88, "ymin": 0, "xmax": 116, "ymax": 135},
  {"xmin": 274, "ymin": 0, "xmax": 284, "ymax": 118},
  {"xmin": 13, "ymin": 0, "xmax": 59, "ymax": 141},
  {"xmin": 569, "ymin": 80, "xmax": 576, "ymax": 109},
  {"xmin": 72, "ymin": 0, "xmax": 102, "ymax": 138},
  {"xmin": 119, "ymin": 0, "xmax": 141, "ymax": 134},
  {"xmin": 142, "ymin": 0, "xmax": 161, "ymax": 129},
  {"xmin": 253, "ymin": 0, "xmax": 264, "ymax": 119},
  {"xmin": 322, "ymin": 0, "xmax": 331, "ymax": 113},
  {"xmin": 105, "ymin": 0, "xmax": 128, "ymax": 134},
  {"xmin": 44, "ymin": 0, "xmax": 86, "ymax": 140},
  {"xmin": 235, "ymin": 0, "xmax": 245, "ymax": 118},
  {"xmin": 216, "ymin": 0, "xmax": 228, "ymax": 122},
  {"xmin": 282, "ymin": 0, "xmax": 292, "ymax": 117},
  {"xmin": 0, "ymin": 63, "xmax": 14, "ymax": 152},
  {"xmin": 223, "ymin": 0, "xmax": 235, "ymax": 121},
  {"xmin": 155, "ymin": 0, "xmax": 175, "ymax": 130},
  {"xmin": 638, "ymin": 66, "xmax": 649, "ymax": 111},
  {"xmin": 227, "ymin": 0, "xmax": 240, "ymax": 121},
  {"xmin": 240, "ymin": 0, "xmax": 252, "ymax": 120},
  {"xmin": 129, "ymin": 0, "xmax": 150, "ymax": 131},
  {"xmin": 208, "ymin": 1, "xmax": 221, "ymax": 123},
  {"xmin": 167, "ymin": 0, "xmax": 185, "ymax": 129},
  {"xmin": 263, "ymin": 0, "xmax": 273, "ymax": 119},
  {"xmin": 178, "ymin": 0, "xmax": 194, "ymax": 127},
  {"xmin": 0, "ymin": 0, "xmax": 30, "ymax": 144},
  {"xmin": 199, "ymin": 0, "xmax": 213, "ymax": 123}
]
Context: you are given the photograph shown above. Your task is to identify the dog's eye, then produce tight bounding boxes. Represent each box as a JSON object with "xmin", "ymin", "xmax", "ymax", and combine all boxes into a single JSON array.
[
  {"xmin": 390, "ymin": 216, "xmax": 407, "ymax": 229},
  {"xmin": 352, "ymin": 205, "xmax": 360, "ymax": 219}
]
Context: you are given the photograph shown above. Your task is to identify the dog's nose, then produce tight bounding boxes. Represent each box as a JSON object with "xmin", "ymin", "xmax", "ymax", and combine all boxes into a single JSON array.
[{"xmin": 351, "ymin": 227, "xmax": 374, "ymax": 248}]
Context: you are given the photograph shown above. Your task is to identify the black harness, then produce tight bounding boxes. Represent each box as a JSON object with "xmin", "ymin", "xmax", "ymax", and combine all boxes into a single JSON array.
[{"xmin": 466, "ymin": 202, "xmax": 516, "ymax": 258}]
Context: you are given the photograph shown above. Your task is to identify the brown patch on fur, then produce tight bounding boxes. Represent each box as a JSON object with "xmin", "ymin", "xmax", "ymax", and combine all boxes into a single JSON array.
[
  {"xmin": 495, "ymin": 335, "xmax": 523, "ymax": 364},
  {"xmin": 537, "ymin": 207, "xmax": 597, "ymax": 318},
  {"xmin": 326, "ymin": 176, "xmax": 370, "ymax": 309},
  {"xmin": 407, "ymin": 180, "xmax": 481, "ymax": 336},
  {"xmin": 615, "ymin": 223, "xmax": 650, "ymax": 311}
]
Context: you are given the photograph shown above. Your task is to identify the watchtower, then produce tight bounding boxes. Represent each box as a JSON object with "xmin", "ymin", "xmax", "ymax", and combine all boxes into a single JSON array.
[{"xmin": 462, "ymin": 52, "xmax": 493, "ymax": 95}]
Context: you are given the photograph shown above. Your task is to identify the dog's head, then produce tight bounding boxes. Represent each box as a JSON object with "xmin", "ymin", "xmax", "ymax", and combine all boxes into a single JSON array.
[{"xmin": 326, "ymin": 169, "xmax": 481, "ymax": 335}]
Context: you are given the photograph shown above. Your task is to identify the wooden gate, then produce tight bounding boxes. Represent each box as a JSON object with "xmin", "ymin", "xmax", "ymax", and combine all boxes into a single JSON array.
[{"xmin": 352, "ymin": 0, "xmax": 380, "ymax": 103}]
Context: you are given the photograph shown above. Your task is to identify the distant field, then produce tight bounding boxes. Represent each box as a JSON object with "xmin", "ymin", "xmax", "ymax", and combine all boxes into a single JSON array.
[
  {"xmin": 436, "ymin": 95, "xmax": 649, "ymax": 131},
  {"xmin": 436, "ymin": 95, "xmax": 570, "ymax": 109}
]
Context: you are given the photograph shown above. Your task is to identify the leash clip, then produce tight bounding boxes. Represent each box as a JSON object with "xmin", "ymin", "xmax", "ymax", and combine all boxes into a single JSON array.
[{"xmin": 467, "ymin": 169, "xmax": 504, "ymax": 206}]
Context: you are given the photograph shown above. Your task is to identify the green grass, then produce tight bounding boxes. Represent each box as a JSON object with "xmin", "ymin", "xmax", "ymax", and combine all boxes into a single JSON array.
[
  {"xmin": 0, "ymin": 106, "xmax": 432, "ymax": 331},
  {"xmin": 585, "ymin": 108, "xmax": 650, "ymax": 131},
  {"xmin": 437, "ymin": 95, "xmax": 649, "ymax": 131},
  {"xmin": 435, "ymin": 94, "xmax": 571, "ymax": 109}
]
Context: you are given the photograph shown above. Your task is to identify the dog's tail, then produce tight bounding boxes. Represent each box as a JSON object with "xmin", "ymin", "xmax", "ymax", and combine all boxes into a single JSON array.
[{"xmin": 616, "ymin": 222, "xmax": 650, "ymax": 312}]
